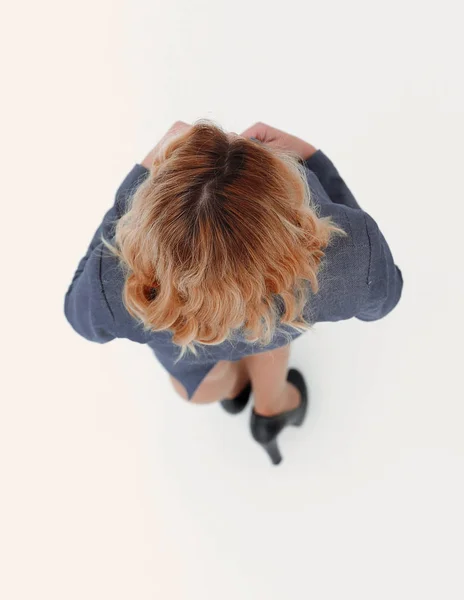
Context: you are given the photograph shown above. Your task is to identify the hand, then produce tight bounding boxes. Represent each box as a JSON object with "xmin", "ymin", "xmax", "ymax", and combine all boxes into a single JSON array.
[
  {"xmin": 141, "ymin": 121, "xmax": 191, "ymax": 169},
  {"xmin": 240, "ymin": 122, "xmax": 317, "ymax": 161}
]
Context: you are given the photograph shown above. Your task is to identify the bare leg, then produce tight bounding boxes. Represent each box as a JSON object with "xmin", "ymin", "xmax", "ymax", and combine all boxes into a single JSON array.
[
  {"xmin": 170, "ymin": 344, "xmax": 300, "ymax": 413},
  {"xmin": 170, "ymin": 359, "xmax": 250, "ymax": 405},
  {"xmin": 241, "ymin": 345, "xmax": 301, "ymax": 416}
]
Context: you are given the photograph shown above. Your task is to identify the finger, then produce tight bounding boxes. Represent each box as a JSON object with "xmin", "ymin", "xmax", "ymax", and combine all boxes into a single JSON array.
[
  {"xmin": 239, "ymin": 122, "xmax": 269, "ymax": 140},
  {"xmin": 141, "ymin": 122, "xmax": 191, "ymax": 168},
  {"xmin": 169, "ymin": 120, "xmax": 191, "ymax": 133},
  {"xmin": 166, "ymin": 121, "xmax": 191, "ymax": 139}
]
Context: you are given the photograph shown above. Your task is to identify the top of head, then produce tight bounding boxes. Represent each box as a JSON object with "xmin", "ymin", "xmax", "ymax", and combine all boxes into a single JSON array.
[{"xmin": 110, "ymin": 119, "xmax": 338, "ymax": 348}]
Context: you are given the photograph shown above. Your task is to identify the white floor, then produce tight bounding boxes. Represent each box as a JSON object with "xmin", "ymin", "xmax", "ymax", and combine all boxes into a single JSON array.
[{"xmin": 2, "ymin": 1, "xmax": 464, "ymax": 598}]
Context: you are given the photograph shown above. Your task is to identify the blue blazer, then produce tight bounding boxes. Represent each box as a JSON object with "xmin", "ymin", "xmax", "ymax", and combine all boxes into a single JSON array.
[{"xmin": 64, "ymin": 150, "xmax": 403, "ymax": 398}]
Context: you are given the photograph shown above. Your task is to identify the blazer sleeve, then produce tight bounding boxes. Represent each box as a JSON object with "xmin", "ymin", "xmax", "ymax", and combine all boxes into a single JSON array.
[
  {"xmin": 355, "ymin": 212, "xmax": 404, "ymax": 321},
  {"xmin": 64, "ymin": 164, "xmax": 150, "ymax": 342},
  {"xmin": 304, "ymin": 150, "xmax": 362, "ymax": 210},
  {"xmin": 305, "ymin": 150, "xmax": 403, "ymax": 320}
]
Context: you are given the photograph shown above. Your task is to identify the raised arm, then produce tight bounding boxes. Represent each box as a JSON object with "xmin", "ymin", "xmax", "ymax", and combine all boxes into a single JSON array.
[
  {"xmin": 304, "ymin": 150, "xmax": 362, "ymax": 210},
  {"xmin": 239, "ymin": 122, "xmax": 362, "ymax": 211}
]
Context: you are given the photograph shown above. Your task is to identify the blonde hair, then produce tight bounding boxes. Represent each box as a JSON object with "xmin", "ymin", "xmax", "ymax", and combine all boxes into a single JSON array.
[{"xmin": 103, "ymin": 119, "xmax": 344, "ymax": 355}]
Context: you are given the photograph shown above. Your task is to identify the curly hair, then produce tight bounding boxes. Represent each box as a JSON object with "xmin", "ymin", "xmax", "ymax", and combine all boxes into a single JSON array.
[{"xmin": 103, "ymin": 119, "xmax": 344, "ymax": 355}]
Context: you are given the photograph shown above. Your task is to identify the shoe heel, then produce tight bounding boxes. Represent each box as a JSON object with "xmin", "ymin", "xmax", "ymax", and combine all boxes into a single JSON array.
[
  {"xmin": 293, "ymin": 412, "xmax": 305, "ymax": 427},
  {"xmin": 262, "ymin": 438, "xmax": 283, "ymax": 465}
]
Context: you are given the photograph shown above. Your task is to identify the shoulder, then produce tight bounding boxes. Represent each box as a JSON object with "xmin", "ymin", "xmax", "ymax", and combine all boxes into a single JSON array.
[{"xmin": 115, "ymin": 164, "xmax": 151, "ymax": 217}]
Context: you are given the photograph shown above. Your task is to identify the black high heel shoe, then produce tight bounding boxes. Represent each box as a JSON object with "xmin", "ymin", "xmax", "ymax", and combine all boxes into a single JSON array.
[
  {"xmin": 250, "ymin": 369, "xmax": 308, "ymax": 465},
  {"xmin": 220, "ymin": 382, "xmax": 252, "ymax": 415}
]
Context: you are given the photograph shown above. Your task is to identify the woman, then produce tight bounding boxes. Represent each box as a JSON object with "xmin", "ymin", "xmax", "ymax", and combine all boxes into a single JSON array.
[{"xmin": 64, "ymin": 120, "xmax": 403, "ymax": 465}]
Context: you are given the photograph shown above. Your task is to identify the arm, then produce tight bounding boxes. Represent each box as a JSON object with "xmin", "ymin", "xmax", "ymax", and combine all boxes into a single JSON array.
[
  {"xmin": 64, "ymin": 164, "xmax": 150, "ymax": 342},
  {"xmin": 356, "ymin": 212, "xmax": 403, "ymax": 321},
  {"xmin": 304, "ymin": 150, "xmax": 362, "ymax": 210},
  {"xmin": 239, "ymin": 122, "xmax": 360, "ymax": 210},
  {"xmin": 304, "ymin": 150, "xmax": 403, "ymax": 318}
]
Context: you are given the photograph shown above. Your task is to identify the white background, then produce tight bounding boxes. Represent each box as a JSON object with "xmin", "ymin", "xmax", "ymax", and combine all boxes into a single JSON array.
[{"xmin": 1, "ymin": 1, "xmax": 464, "ymax": 598}]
